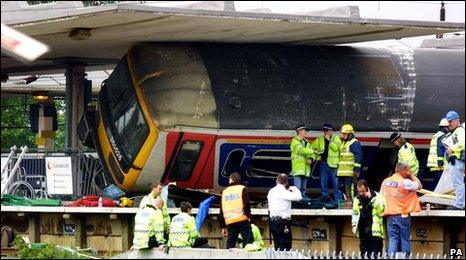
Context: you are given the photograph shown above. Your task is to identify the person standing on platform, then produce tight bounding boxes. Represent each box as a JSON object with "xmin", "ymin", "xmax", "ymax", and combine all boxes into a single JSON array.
[
  {"xmin": 267, "ymin": 174, "xmax": 302, "ymax": 251},
  {"xmin": 351, "ymin": 179, "xmax": 385, "ymax": 257},
  {"xmin": 338, "ymin": 124, "xmax": 363, "ymax": 205},
  {"xmin": 219, "ymin": 172, "xmax": 253, "ymax": 249},
  {"xmin": 389, "ymin": 132, "xmax": 419, "ymax": 176},
  {"xmin": 312, "ymin": 123, "xmax": 342, "ymax": 200},
  {"xmin": 290, "ymin": 124, "xmax": 315, "ymax": 198},
  {"xmin": 444, "ymin": 111, "xmax": 465, "ymax": 210},
  {"xmin": 381, "ymin": 162, "xmax": 421, "ymax": 257},
  {"xmin": 426, "ymin": 118, "xmax": 449, "ymax": 190}
]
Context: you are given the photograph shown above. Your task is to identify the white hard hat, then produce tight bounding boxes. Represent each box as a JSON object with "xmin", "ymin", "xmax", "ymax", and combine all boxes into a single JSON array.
[{"xmin": 438, "ymin": 118, "xmax": 449, "ymax": 127}]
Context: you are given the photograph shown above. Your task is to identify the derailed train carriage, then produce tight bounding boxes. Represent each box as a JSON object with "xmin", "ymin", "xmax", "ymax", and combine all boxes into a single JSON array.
[{"xmin": 87, "ymin": 42, "xmax": 464, "ymax": 197}]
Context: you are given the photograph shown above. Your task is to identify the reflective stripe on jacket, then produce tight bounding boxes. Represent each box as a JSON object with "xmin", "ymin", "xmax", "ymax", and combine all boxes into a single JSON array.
[
  {"xmin": 290, "ymin": 136, "xmax": 314, "ymax": 177},
  {"xmin": 380, "ymin": 173, "xmax": 421, "ymax": 216},
  {"xmin": 427, "ymin": 131, "xmax": 446, "ymax": 171},
  {"xmin": 221, "ymin": 185, "xmax": 249, "ymax": 225},
  {"xmin": 168, "ymin": 212, "xmax": 199, "ymax": 248},
  {"xmin": 398, "ymin": 142, "xmax": 419, "ymax": 175},
  {"xmin": 450, "ymin": 126, "xmax": 465, "ymax": 160},
  {"xmin": 133, "ymin": 206, "xmax": 165, "ymax": 249},
  {"xmin": 351, "ymin": 192, "xmax": 386, "ymax": 238},
  {"xmin": 139, "ymin": 194, "xmax": 171, "ymax": 233},
  {"xmin": 337, "ymin": 138, "xmax": 357, "ymax": 177},
  {"xmin": 311, "ymin": 135, "xmax": 342, "ymax": 168}
]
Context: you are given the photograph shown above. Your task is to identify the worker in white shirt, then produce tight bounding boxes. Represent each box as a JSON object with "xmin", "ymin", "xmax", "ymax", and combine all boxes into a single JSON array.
[{"xmin": 267, "ymin": 174, "xmax": 302, "ymax": 251}]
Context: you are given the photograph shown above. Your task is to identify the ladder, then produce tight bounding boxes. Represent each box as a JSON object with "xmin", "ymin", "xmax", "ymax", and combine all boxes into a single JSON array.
[{"xmin": 1, "ymin": 146, "xmax": 28, "ymax": 197}]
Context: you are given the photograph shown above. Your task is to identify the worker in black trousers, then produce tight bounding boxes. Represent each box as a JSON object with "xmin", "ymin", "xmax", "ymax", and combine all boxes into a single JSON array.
[{"xmin": 267, "ymin": 174, "xmax": 302, "ymax": 251}]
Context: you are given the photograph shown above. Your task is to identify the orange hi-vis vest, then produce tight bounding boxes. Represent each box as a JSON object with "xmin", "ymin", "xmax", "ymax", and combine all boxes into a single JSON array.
[
  {"xmin": 380, "ymin": 173, "xmax": 421, "ymax": 216},
  {"xmin": 221, "ymin": 184, "xmax": 249, "ymax": 225}
]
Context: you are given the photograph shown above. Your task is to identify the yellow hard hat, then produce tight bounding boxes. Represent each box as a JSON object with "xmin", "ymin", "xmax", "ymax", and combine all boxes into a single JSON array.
[
  {"xmin": 119, "ymin": 197, "xmax": 134, "ymax": 207},
  {"xmin": 340, "ymin": 124, "xmax": 354, "ymax": 134}
]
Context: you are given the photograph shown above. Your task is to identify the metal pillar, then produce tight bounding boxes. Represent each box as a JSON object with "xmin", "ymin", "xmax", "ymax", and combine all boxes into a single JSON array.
[
  {"xmin": 65, "ymin": 63, "xmax": 85, "ymax": 196},
  {"xmin": 65, "ymin": 63, "xmax": 85, "ymax": 150}
]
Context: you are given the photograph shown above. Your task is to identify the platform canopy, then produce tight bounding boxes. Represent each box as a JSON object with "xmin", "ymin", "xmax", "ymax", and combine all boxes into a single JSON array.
[{"xmin": 1, "ymin": 2, "xmax": 464, "ymax": 75}]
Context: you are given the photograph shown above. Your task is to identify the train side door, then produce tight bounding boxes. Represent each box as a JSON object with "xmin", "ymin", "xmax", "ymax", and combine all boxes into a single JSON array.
[
  {"xmin": 164, "ymin": 132, "xmax": 215, "ymax": 188},
  {"xmin": 364, "ymin": 139, "xmax": 396, "ymax": 190}
]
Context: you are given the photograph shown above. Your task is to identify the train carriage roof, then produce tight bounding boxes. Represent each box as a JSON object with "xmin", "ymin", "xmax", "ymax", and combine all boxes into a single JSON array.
[{"xmin": 1, "ymin": 3, "xmax": 464, "ymax": 75}]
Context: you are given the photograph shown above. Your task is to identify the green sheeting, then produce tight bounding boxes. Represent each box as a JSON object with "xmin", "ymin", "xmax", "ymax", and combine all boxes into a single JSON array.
[{"xmin": 1, "ymin": 194, "xmax": 61, "ymax": 206}]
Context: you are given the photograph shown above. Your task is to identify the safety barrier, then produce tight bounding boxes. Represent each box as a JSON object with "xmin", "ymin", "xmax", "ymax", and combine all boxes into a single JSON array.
[{"xmin": 1, "ymin": 147, "xmax": 103, "ymax": 198}]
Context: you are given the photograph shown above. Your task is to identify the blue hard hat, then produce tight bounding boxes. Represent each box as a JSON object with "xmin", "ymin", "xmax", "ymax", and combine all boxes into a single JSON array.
[{"xmin": 446, "ymin": 111, "xmax": 459, "ymax": 122}]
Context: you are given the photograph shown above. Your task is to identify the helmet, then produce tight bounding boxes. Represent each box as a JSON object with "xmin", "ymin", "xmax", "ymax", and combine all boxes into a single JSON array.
[
  {"xmin": 340, "ymin": 124, "xmax": 354, "ymax": 134},
  {"xmin": 446, "ymin": 111, "xmax": 459, "ymax": 122},
  {"xmin": 389, "ymin": 132, "xmax": 401, "ymax": 143},
  {"xmin": 295, "ymin": 124, "xmax": 307, "ymax": 132},
  {"xmin": 322, "ymin": 123, "xmax": 333, "ymax": 131},
  {"xmin": 438, "ymin": 118, "xmax": 449, "ymax": 127}
]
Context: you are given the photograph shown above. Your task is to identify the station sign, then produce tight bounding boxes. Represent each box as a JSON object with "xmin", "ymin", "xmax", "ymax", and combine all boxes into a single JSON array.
[{"xmin": 45, "ymin": 157, "xmax": 73, "ymax": 195}]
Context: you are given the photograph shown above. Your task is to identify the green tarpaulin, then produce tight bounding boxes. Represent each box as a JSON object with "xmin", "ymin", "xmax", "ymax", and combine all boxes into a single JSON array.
[{"xmin": 1, "ymin": 194, "xmax": 61, "ymax": 206}]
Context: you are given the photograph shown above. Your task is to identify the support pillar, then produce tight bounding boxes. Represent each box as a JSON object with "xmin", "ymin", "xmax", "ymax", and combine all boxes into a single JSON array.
[
  {"xmin": 65, "ymin": 63, "xmax": 85, "ymax": 150},
  {"xmin": 28, "ymin": 213, "xmax": 40, "ymax": 243},
  {"xmin": 65, "ymin": 63, "xmax": 86, "ymax": 196}
]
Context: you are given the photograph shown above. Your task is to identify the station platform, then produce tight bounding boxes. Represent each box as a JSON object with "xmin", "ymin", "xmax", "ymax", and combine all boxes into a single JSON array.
[{"xmin": 1, "ymin": 206, "xmax": 464, "ymax": 257}]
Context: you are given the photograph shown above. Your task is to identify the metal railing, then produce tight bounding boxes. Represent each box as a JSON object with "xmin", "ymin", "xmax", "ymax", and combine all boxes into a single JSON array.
[{"xmin": 1, "ymin": 146, "xmax": 28, "ymax": 197}]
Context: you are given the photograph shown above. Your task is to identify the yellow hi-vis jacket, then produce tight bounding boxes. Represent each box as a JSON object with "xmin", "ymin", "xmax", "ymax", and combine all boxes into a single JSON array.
[
  {"xmin": 338, "ymin": 138, "xmax": 360, "ymax": 177},
  {"xmin": 398, "ymin": 141, "xmax": 419, "ymax": 175},
  {"xmin": 243, "ymin": 224, "xmax": 265, "ymax": 251},
  {"xmin": 311, "ymin": 135, "xmax": 342, "ymax": 168},
  {"xmin": 221, "ymin": 184, "xmax": 249, "ymax": 225},
  {"xmin": 351, "ymin": 192, "xmax": 386, "ymax": 238},
  {"xmin": 168, "ymin": 212, "xmax": 199, "ymax": 248},
  {"xmin": 427, "ymin": 131, "xmax": 447, "ymax": 171},
  {"xmin": 449, "ymin": 126, "xmax": 465, "ymax": 161},
  {"xmin": 140, "ymin": 194, "xmax": 171, "ymax": 233},
  {"xmin": 290, "ymin": 136, "xmax": 314, "ymax": 177},
  {"xmin": 132, "ymin": 205, "xmax": 165, "ymax": 249}
]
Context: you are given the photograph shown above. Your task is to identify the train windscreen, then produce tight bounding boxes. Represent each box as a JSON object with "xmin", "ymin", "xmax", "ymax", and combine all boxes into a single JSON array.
[{"xmin": 100, "ymin": 56, "xmax": 149, "ymax": 171}]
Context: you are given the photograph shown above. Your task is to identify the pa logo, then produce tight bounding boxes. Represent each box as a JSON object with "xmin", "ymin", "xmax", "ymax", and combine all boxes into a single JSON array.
[{"xmin": 450, "ymin": 248, "xmax": 463, "ymax": 257}]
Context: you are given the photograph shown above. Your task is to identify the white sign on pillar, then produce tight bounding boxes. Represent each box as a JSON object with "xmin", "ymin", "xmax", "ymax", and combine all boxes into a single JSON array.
[{"xmin": 45, "ymin": 157, "xmax": 73, "ymax": 195}]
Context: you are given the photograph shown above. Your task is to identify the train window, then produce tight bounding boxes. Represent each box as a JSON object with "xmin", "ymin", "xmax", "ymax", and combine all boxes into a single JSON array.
[
  {"xmin": 169, "ymin": 141, "xmax": 203, "ymax": 181},
  {"xmin": 221, "ymin": 149, "xmax": 246, "ymax": 177},
  {"xmin": 101, "ymin": 56, "xmax": 149, "ymax": 170},
  {"xmin": 247, "ymin": 149, "xmax": 291, "ymax": 178}
]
